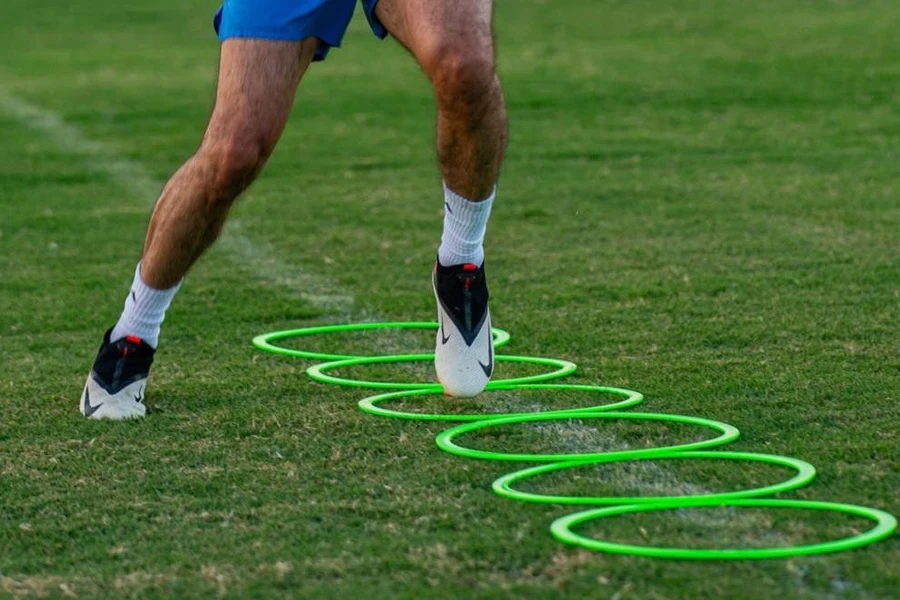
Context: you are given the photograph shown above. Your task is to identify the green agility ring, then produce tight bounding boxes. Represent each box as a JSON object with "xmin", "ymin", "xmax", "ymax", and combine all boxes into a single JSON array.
[
  {"xmin": 357, "ymin": 384, "xmax": 645, "ymax": 421},
  {"xmin": 436, "ymin": 411, "xmax": 740, "ymax": 462},
  {"xmin": 550, "ymin": 498, "xmax": 898, "ymax": 559},
  {"xmin": 492, "ymin": 450, "xmax": 816, "ymax": 505},
  {"xmin": 307, "ymin": 353, "xmax": 577, "ymax": 390},
  {"xmin": 252, "ymin": 321, "xmax": 512, "ymax": 361}
]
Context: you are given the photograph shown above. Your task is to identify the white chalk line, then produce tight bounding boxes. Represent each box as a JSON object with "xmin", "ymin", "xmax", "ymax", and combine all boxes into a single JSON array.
[{"xmin": 0, "ymin": 90, "xmax": 354, "ymax": 316}]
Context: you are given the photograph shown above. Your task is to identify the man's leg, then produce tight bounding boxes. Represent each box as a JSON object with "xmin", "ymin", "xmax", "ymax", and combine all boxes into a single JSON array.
[
  {"xmin": 374, "ymin": 0, "xmax": 508, "ymax": 396},
  {"xmin": 81, "ymin": 38, "xmax": 318, "ymax": 420},
  {"xmin": 143, "ymin": 38, "xmax": 318, "ymax": 288},
  {"xmin": 375, "ymin": 0, "xmax": 506, "ymax": 201}
]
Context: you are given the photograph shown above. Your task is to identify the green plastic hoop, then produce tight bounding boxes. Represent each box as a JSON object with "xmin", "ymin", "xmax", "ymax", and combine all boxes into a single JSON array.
[
  {"xmin": 492, "ymin": 450, "xmax": 816, "ymax": 505},
  {"xmin": 436, "ymin": 411, "xmax": 740, "ymax": 463},
  {"xmin": 307, "ymin": 353, "xmax": 577, "ymax": 390},
  {"xmin": 252, "ymin": 321, "xmax": 512, "ymax": 361},
  {"xmin": 357, "ymin": 384, "xmax": 644, "ymax": 421},
  {"xmin": 550, "ymin": 498, "xmax": 898, "ymax": 560}
]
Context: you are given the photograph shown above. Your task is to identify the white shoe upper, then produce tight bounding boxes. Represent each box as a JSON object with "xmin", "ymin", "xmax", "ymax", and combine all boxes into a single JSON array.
[
  {"xmin": 433, "ymin": 269, "xmax": 494, "ymax": 397},
  {"xmin": 80, "ymin": 375, "xmax": 147, "ymax": 420}
]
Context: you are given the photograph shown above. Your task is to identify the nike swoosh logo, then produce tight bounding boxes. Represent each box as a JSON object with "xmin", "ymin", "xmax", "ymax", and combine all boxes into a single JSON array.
[
  {"xmin": 478, "ymin": 342, "xmax": 494, "ymax": 377},
  {"xmin": 134, "ymin": 388, "xmax": 144, "ymax": 404},
  {"xmin": 440, "ymin": 314, "xmax": 451, "ymax": 345},
  {"xmin": 82, "ymin": 386, "xmax": 103, "ymax": 417}
]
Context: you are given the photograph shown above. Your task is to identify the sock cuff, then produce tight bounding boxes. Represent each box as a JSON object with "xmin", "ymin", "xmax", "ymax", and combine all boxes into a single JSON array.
[
  {"xmin": 111, "ymin": 263, "xmax": 182, "ymax": 348},
  {"xmin": 130, "ymin": 263, "xmax": 183, "ymax": 313},
  {"xmin": 438, "ymin": 183, "xmax": 495, "ymax": 267},
  {"xmin": 443, "ymin": 183, "xmax": 496, "ymax": 215}
]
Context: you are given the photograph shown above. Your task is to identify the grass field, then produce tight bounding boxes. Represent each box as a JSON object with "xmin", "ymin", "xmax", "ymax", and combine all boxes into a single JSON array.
[{"xmin": 2, "ymin": 0, "xmax": 899, "ymax": 598}]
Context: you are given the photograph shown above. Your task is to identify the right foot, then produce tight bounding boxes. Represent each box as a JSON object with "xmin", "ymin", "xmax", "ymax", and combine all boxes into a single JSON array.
[
  {"xmin": 432, "ymin": 261, "xmax": 494, "ymax": 397},
  {"xmin": 80, "ymin": 330, "xmax": 154, "ymax": 420}
]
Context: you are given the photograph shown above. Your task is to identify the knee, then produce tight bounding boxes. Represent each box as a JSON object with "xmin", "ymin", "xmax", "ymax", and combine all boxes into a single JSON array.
[
  {"xmin": 422, "ymin": 41, "xmax": 500, "ymax": 116},
  {"xmin": 199, "ymin": 136, "xmax": 267, "ymax": 202}
]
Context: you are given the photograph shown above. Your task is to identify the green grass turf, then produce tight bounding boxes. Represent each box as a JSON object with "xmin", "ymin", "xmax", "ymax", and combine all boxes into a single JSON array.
[{"xmin": 1, "ymin": 0, "xmax": 899, "ymax": 597}]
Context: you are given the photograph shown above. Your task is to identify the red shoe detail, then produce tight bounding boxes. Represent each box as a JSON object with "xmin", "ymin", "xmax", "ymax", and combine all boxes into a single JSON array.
[
  {"xmin": 125, "ymin": 335, "xmax": 143, "ymax": 345},
  {"xmin": 462, "ymin": 263, "xmax": 478, "ymax": 271}
]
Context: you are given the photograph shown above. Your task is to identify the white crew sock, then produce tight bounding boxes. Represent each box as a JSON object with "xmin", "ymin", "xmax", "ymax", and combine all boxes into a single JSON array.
[
  {"xmin": 110, "ymin": 263, "xmax": 182, "ymax": 348},
  {"xmin": 438, "ymin": 183, "xmax": 495, "ymax": 267}
]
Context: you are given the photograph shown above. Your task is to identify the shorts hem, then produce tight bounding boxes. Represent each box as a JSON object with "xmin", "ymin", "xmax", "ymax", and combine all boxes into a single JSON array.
[
  {"xmin": 218, "ymin": 28, "xmax": 341, "ymax": 48},
  {"xmin": 363, "ymin": 0, "xmax": 388, "ymax": 39},
  {"xmin": 218, "ymin": 26, "xmax": 341, "ymax": 61}
]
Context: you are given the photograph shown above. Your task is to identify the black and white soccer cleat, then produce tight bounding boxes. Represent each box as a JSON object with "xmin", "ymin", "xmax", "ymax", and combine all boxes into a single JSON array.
[
  {"xmin": 432, "ymin": 260, "xmax": 494, "ymax": 397},
  {"xmin": 80, "ymin": 329, "xmax": 154, "ymax": 420}
]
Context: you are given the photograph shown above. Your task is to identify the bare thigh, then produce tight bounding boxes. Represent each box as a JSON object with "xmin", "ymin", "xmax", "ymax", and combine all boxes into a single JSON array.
[
  {"xmin": 201, "ymin": 37, "xmax": 319, "ymax": 163},
  {"xmin": 374, "ymin": 0, "xmax": 494, "ymax": 65}
]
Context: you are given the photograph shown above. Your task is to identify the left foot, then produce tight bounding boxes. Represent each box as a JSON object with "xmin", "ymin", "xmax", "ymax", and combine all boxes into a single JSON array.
[
  {"xmin": 432, "ymin": 261, "xmax": 494, "ymax": 397},
  {"xmin": 80, "ymin": 330, "xmax": 154, "ymax": 420}
]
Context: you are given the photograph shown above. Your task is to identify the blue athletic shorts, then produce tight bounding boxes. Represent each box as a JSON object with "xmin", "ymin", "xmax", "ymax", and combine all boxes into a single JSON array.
[{"xmin": 214, "ymin": 0, "xmax": 387, "ymax": 61}]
